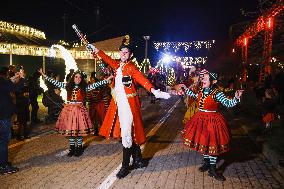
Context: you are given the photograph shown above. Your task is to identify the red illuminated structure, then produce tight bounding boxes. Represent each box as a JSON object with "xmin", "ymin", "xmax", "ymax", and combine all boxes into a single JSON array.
[{"xmin": 235, "ymin": 1, "xmax": 284, "ymax": 81}]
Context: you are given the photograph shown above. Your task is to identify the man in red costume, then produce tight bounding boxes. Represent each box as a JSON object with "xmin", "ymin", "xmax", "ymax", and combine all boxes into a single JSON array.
[{"xmin": 87, "ymin": 35, "xmax": 170, "ymax": 178}]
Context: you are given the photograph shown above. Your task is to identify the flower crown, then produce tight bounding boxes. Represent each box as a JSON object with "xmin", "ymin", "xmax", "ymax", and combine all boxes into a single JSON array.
[{"xmin": 74, "ymin": 70, "xmax": 87, "ymax": 79}]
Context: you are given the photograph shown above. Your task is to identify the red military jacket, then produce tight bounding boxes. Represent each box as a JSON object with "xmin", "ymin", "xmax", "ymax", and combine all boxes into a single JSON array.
[{"xmin": 94, "ymin": 50, "xmax": 154, "ymax": 145}]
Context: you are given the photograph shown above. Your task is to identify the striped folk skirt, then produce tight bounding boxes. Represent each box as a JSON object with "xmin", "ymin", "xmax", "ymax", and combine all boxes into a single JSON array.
[
  {"xmin": 56, "ymin": 103, "xmax": 94, "ymax": 136},
  {"xmin": 182, "ymin": 111, "xmax": 231, "ymax": 155}
]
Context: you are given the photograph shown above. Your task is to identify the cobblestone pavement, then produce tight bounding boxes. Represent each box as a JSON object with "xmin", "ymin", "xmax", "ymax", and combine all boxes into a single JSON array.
[{"xmin": 1, "ymin": 96, "xmax": 284, "ymax": 189}]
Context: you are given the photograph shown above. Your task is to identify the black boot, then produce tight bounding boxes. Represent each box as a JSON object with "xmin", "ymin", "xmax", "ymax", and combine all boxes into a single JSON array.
[
  {"xmin": 116, "ymin": 147, "xmax": 132, "ymax": 179},
  {"xmin": 132, "ymin": 144, "xmax": 147, "ymax": 169},
  {"xmin": 74, "ymin": 145, "xmax": 84, "ymax": 157},
  {"xmin": 67, "ymin": 145, "xmax": 76, "ymax": 157},
  {"xmin": 199, "ymin": 158, "xmax": 210, "ymax": 172},
  {"xmin": 208, "ymin": 164, "xmax": 226, "ymax": 181}
]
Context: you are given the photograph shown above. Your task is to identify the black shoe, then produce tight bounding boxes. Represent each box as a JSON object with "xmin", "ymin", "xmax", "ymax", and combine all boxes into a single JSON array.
[
  {"xmin": 208, "ymin": 164, "xmax": 226, "ymax": 181},
  {"xmin": 0, "ymin": 165, "xmax": 19, "ymax": 175},
  {"xmin": 199, "ymin": 158, "xmax": 210, "ymax": 172},
  {"xmin": 132, "ymin": 144, "xmax": 147, "ymax": 169},
  {"xmin": 116, "ymin": 166, "xmax": 129, "ymax": 179},
  {"xmin": 116, "ymin": 147, "xmax": 132, "ymax": 178},
  {"xmin": 133, "ymin": 159, "xmax": 147, "ymax": 169},
  {"xmin": 74, "ymin": 145, "xmax": 84, "ymax": 157},
  {"xmin": 67, "ymin": 145, "xmax": 76, "ymax": 157}
]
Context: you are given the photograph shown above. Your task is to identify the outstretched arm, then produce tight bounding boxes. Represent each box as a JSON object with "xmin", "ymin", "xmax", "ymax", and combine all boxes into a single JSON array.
[
  {"xmin": 172, "ymin": 84, "xmax": 198, "ymax": 99},
  {"xmin": 87, "ymin": 44, "xmax": 119, "ymax": 69},
  {"xmin": 86, "ymin": 75, "xmax": 113, "ymax": 92},
  {"xmin": 130, "ymin": 65, "xmax": 170, "ymax": 99},
  {"xmin": 38, "ymin": 68, "xmax": 66, "ymax": 89},
  {"xmin": 215, "ymin": 90, "xmax": 243, "ymax": 108}
]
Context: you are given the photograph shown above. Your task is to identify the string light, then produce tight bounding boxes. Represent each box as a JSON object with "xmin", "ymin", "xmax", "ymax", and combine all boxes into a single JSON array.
[
  {"xmin": 236, "ymin": 3, "xmax": 284, "ymax": 46},
  {"xmin": 156, "ymin": 56, "xmax": 207, "ymax": 69},
  {"xmin": 0, "ymin": 42, "xmax": 120, "ymax": 60},
  {"xmin": 0, "ymin": 20, "xmax": 46, "ymax": 39},
  {"xmin": 153, "ymin": 40, "xmax": 215, "ymax": 52},
  {"xmin": 167, "ymin": 68, "xmax": 176, "ymax": 85},
  {"xmin": 0, "ymin": 43, "xmax": 49, "ymax": 56},
  {"xmin": 58, "ymin": 40, "xmax": 70, "ymax": 46}
]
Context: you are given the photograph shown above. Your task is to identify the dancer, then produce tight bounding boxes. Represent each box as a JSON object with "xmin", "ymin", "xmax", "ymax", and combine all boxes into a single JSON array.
[
  {"xmin": 86, "ymin": 71, "xmax": 107, "ymax": 135},
  {"xmin": 38, "ymin": 68, "xmax": 112, "ymax": 157},
  {"xmin": 86, "ymin": 35, "xmax": 170, "ymax": 178},
  {"xmin": 176, "ymin": 69, "xmax": 243, "ymax": 181}
]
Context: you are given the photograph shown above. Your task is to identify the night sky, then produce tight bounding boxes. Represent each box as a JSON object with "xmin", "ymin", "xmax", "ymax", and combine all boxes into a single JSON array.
[
  {"xmin": 0, "ymin": 0, "xmax": 260, "ymax": 64},
  {"xmin": 1, "ymin": 0, "xmax": 257, "ymax": 42}
]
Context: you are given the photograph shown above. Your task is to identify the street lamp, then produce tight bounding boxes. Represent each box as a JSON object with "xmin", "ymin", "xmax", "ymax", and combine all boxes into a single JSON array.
[{"xmin": 143, "ymin": 36, "xmax": 150, "ymax": 74}]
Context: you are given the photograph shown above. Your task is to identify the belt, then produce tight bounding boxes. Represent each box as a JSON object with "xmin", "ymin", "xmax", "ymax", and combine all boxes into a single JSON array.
[
  {"xmin": 126, "ymin": 92, "xmax": 137, "ymax": 98},
  {"xmin": 198, "ymin": 108, "xmax": 217, "ymax": 113},
  {"xmin": 67, "ymin": 101, "xmax": 83, "ymax": 104},
  {"xmin": 111, "ymin": 90, "xmax": 138, "ymax": 104}
]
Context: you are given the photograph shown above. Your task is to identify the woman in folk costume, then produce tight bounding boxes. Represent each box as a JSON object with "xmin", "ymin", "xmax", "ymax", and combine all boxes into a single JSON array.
[
  {"xmin": 177, "ymin": 69, "xmax": 243, "ymax": 181},
  {"xmin": 86, "ymin": 71, "xmax": 107, "ymax": 135},
  {"xmin": 86, "ymin": 35, "xmax": 171, "ymax": 179},
  {"xmin": 183, "ymin": 66, "xmax": 199, "ymax": 123},
  {"xmin": 38, "ymin": 68, "xmax": 112, "ymax": 157}
]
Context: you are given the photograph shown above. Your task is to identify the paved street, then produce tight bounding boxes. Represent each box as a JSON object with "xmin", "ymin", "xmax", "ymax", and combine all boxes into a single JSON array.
[{"xmin": 1, "ymin": 96, "xmax": 284, "ymax": 189}]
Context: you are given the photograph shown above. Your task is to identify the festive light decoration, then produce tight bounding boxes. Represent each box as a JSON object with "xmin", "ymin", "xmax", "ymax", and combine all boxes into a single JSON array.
[
  {"xmin": 236, "ymin": 3, "xmax": 284, "ymax": 46},
  {"xmin": 0, "ymin": 20, "xmax": 46, "ymax": 39},
  {"xmin": 157, "ymin": 55, "xmax": 207, "ymax": 69},
  {"xmin": 153, "ymin": 55, "xmax": 207, "ymax": 85},
  {"xmin": 153, "ymin": 40, "xmax": 215, "ymax": 52},
  {"xmin": 58, "ymin": 40, "xmax": 70, "ymax": 46},
  {"xmin": 235, "ymin": 2, "xmax": 284, "ymax": 81},
  {"xmin": 0, "ymin": 42, "xmax": 120, "ymax": 59},
  {"xmin": 167, "ymin": 67, "xmax": 176, "ymax": 85},
  {"xmin": 148, "ymin": 67, "xmax": 160, "ymax": 75},
  {"xmin": 0, "ymin": 43, "xmax": 49, "ymax": 56},
  {"xmin": 140, "ymin": 58, "xmax": 150, "ymax": 73}
]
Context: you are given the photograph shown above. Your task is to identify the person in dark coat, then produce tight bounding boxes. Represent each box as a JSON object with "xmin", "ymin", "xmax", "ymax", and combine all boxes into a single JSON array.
[
  {"xmin": 42, "ymin": 87, "xmax": 64, "ymax": 123},
  {"xmin": 15, "ymin": 85, "xmax": 30, "ymax": 140},
  {"xmin": 28, "ymin": 71, "xmax": 43, "ymax": 124},
  {"xmin": 0, "ymin": 66, "xmax": 25, "ymax": 175}
]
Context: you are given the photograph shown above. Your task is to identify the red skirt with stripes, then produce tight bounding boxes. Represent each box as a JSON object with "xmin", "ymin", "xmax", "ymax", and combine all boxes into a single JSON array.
[
  {"xmin": 56, "ymin": 103, "xmax": 94, "ymax": 136},
  {"xmin": 182, "ymin": 111, "xmax": 231, "ymax": 155}
]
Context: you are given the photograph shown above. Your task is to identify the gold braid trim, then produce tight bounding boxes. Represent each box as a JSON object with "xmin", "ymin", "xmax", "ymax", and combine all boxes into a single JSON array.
[
  {"xmin": 184, "ymin": 138, "xmax": 229, "ymax": 155},
  {"xmin": 56, "ymin": 128, "xmax": 94, "ymax": 136}
]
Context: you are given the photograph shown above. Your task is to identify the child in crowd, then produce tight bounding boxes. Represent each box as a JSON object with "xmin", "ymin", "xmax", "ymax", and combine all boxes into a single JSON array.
[
  {"xmin": 175, "ymin": 69, "xmax": 243, "ymax": 181},
  {"xmin": 38, "ymin": 68, "xmax": 112, "ymax": 157}
]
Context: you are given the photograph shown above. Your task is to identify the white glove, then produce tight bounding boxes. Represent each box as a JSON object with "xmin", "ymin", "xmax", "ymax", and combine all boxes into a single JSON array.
[
  {"xmin": 152, "ymin": 89, "xmax": 171, "ymax": 99},
  {"xmin": 86, "ymin": 44, "xmax": 97, "ymax": 53}
]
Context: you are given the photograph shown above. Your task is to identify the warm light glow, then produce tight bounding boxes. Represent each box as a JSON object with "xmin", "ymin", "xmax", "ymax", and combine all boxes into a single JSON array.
[
  {"xmin": 267, "ymin": 17, "xmax": 272, "ymax": 28},
  {"xmin": 0, "ymin": 42, "xmax": 120, "ymax": 59},
  {"xmin": 0, "ymin": 20, "xmax": 46, "ymax": 39},
  {"xmin": 244, "ymin": 38, "xmax": 247, "ymax": 46},
  {"xmin": 232, "ymin": 48, "xmax": 235, "ymax": 53}
]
